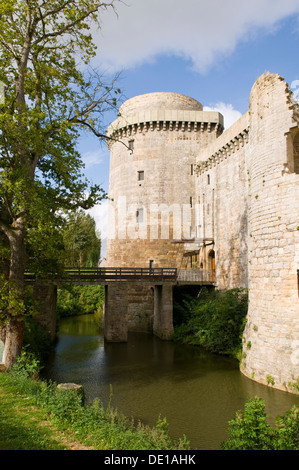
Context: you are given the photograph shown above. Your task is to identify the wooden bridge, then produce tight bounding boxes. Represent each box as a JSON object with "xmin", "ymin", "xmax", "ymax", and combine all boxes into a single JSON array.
[{"xmin": 25, "ymin": 267, "xmax": 215, "ymax": 285}]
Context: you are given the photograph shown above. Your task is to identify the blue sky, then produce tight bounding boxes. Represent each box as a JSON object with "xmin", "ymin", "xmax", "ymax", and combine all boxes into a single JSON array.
[{"xmin": 78, "ymin": 0, "xmax": 299, "ymax": 250}]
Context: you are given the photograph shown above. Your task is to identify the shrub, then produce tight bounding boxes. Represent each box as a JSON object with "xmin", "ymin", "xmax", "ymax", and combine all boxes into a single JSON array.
[
  {"xmin": 173, "ymin": 288, "xmax": 248, "ymax": 358},
  {"xmin": 222, "ymin": 396, "xmax": 299, "ymax": 450},
  {"xmin": 221, "ymin": 397, "xmax": 274, "ymax": 450}
]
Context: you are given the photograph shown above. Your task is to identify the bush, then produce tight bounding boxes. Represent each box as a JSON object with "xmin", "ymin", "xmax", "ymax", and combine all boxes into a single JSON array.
[
  {"xmin": 173, "ymin": 288, "xmax": 248, "ymax": 357},
  {"xmin": 222, "ymin": 396, "xmax": 299, "ymax": 450}
]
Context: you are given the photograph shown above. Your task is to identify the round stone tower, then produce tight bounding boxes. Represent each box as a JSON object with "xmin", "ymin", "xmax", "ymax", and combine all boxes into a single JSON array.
[{"xmin": 106, "ymin": 92, "xmax": 224, "ymax": 269}]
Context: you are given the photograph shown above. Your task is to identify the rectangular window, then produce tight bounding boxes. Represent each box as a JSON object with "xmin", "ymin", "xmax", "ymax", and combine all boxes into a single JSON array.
[
  {"xmin": 136, "ymin": 208, "xmax": 143, "ymax": 223},
  {"xmin": 207, "ymin": 174, "xmax": 210, "ymax": 185},
  {"xmin": 138, "ymin": 171, "xmax": 144, "ymax": 181},
  {"xmin": 191, "ymin": 164, "xmax": 194, "ymax": 175},
  {"xmin": 190, "ymin": 196, "xmax": 193, "ymax": 207},
  {"xmin": 128, "ymin": 140, "xmax": 134, "ymax": 151}
]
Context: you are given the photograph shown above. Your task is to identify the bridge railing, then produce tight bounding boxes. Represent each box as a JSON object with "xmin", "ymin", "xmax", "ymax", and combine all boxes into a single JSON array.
[
  {"xmin": 25, "ymin": 267, "xmax": 216, "ymax": 284},
  {"xmin": 177, "ymin": 269, "xmax": 215, "ymax": 283},
  {"xmin": 64, "ymin": 267, "xmax": 178, "ymax": 282},
  {"xmin": 26, "ymin": 267, "xmax": 178, "ymax": 282}
]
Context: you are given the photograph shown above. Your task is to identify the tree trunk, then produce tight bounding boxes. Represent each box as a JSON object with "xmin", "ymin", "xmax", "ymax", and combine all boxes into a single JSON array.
[
  {"xmin": 2, "ymin": 222, "xmax": 27, "ymax": 368},
  {"xmin": 2, "ymin": 318, "xmax": 24, "ymax": 368}
]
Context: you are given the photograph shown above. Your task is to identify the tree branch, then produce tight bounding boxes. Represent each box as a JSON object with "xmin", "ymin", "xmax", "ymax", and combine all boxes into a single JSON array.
[{"xmin": 69, "ymin": 117, "xmax": 132, "ymax": 152}]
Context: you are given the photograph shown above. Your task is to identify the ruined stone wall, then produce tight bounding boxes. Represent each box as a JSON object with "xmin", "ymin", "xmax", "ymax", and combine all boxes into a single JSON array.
[
  {"xmin": 194, "ymin": 73, "xmax": 299, "ymax": 392},
  {"xmin": 241, "ymin": 73, "xmax": 299, "ymax": 392}
]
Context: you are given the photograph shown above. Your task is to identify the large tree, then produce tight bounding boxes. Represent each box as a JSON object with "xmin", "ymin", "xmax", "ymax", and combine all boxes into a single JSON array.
[
  {"xmin": 62, "ymin": 211, "xmax": 101, "ymax": 267},
  {"xmin": 0, "ymin": 0, "xmax": 121, "ymax": 367}
]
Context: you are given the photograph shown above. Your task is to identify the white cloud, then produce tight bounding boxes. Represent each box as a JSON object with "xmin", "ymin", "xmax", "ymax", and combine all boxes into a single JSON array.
[
  {"xmin": 93, "ymin": 0, "xmax": 299, "ymax": 73},
  {"xmin": 87, "ymin": 199, "xmax": 108, "ymax": 239},
  {"xmin": 82, "ymin": 148, "xmax": 105, "ymax": 169},
  {"xmin": 87, "ymin": 200, "xmax": 109, "ymax": 257},
  {"xmin": 203, "ymin": 102, "xmax": 242, "ymax": 129}
]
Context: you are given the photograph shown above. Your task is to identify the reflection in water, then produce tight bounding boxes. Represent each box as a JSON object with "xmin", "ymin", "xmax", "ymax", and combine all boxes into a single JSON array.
[{"xmin": 44, "ymin": 314, "xmax": 299, "ymax": 450}]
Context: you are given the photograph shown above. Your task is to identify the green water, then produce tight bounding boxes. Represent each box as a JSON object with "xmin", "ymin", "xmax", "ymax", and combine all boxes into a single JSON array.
[{"xmin": 44, "ymin": 314, "xmax": 299, "ymax": 450}]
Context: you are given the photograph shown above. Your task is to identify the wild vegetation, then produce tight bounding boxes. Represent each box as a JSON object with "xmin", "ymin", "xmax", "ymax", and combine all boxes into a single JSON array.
[
  {"xmin": 221, "ymin": 396, "xmax": 299, "ymax": 450},
  {"xmin": 173, "ymin": 287, "xmax": 248, "ymax": 359},
  {"xmin": 0, "ymin": 353, "xmax": 190, "ymax": 450},
  {"xmin": 57, "ymin": 285, "xmax": 104, "ymax": 321}
]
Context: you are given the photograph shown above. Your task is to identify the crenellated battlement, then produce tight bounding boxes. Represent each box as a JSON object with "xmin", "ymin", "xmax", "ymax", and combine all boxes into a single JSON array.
[
  {"xmin": 107, "ymin": 109, "xmax": 224, "ymax": 143},
  {"xmin": 196, "ymin": 111, "xmax": 250, "ymax": 173}
]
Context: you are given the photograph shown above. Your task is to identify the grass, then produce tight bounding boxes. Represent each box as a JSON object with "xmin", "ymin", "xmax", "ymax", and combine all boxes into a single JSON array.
[
  {"xmin": 0, "ymin": 374, "xmax": 92, "ymax": 450},
  {"xmin": 0, "ymin": 359, "xmax": 190, "ymax": 451}
]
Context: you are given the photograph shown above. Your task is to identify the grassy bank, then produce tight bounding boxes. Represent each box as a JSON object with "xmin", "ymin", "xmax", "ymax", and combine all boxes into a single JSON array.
[
  {"xmin": 0, "ymin": 372, "xmax": 92, "ymax": 450},
  {"xmin": 0, "ymin": 355, "xmax": 190, "ymax": 451}
]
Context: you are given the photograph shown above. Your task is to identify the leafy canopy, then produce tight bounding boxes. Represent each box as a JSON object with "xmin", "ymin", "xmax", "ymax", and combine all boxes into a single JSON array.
[
  {"xmin": 0, "ymin": 0, "xmax": 121, "ymax": 249},
  {"xmin": 62, "ymin": 210, "xmax": 101, "ymax": 267}
]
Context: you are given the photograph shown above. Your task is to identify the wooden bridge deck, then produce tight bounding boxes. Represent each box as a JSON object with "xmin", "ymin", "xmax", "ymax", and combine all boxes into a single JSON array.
[{"xmin": 25, "ymin": 267, "xmax": 215, "ymax": 285}]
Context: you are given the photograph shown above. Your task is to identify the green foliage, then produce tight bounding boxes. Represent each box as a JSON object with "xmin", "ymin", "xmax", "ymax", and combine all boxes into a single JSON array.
[
  {"xmin": 173, "ymin": 288, "xmax": 248, "ymax": 357},
  {"xmin": 0, "ymin": 354, "xmax": 190, "ymax": 450},
  {"xmin": 0, "ymin": 274, "xmax": 26, "ymax": 323},
  {"xmin": 57, "ymin": 285, "xmax": 105, "ymax": 318},
  {"xmin": 10, "ymin": 350, "xmax": 42, "ymax": 382},
  {"xmin": 23, "ymin": 316, "xmax": 52, "ymax": 365},
  {"xmin": 62, "ymin": 211, "xmax": 101, "ymax": 267},
  {"xmin": 222, "ymin": 396, "xmax": 299, "ymax": 450}
]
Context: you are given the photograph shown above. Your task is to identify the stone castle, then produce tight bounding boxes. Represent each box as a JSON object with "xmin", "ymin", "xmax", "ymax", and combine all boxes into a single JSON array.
[{"xmin": 106, "ymin": 72, "xmax": 299, "ymax": 393}]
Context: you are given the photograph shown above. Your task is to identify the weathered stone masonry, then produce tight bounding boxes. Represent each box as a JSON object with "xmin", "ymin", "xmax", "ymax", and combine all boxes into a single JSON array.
[{"xmin": 106, "ymin": 74, "xmax": 299, "ymax": 393}]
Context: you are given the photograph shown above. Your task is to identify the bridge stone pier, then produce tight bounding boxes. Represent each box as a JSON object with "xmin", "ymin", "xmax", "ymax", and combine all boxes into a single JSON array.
[
  {"xmin": 104, "ymin": 282, "xmax": 174, "ymax": 342},
  {"xmin": 27, "ymin": 267, "xmax": 212, "ymax": 344},
  {"xmin": 104, "ymin": 283, "xmax": 129, "ymax": 342},
  {"xmin": 153, "ymin": 285, "xmax": 174, "ymax": 340}
]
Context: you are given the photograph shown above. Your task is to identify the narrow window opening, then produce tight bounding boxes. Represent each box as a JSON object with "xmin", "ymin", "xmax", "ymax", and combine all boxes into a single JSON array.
[
  {"xmin": 190, "ymin": 196, "xmax": 193, "ymax": 207},
  {"xmin": 128, "ymin": 139, "xmax": 134, "ymax": 151},
  {"xmin": 138, "ymin": 170, "xmax": 144, "ymax": 181},
  {"xmin": 191, "ymin": 164, "xmax": 194, "ymax": 175},
  {"xmin": 207, "ymin": 174, "xmax": 210, "ymax": 185},
  {"xmin": 136, "ymin": 208, "xmax": 143, "ymax": 223}
]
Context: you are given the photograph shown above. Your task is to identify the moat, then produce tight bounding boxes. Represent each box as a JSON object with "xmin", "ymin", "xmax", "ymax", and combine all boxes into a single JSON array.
[{"xmin": 44, "ymin": 314, "xmax": 299, "ymax": 450}]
